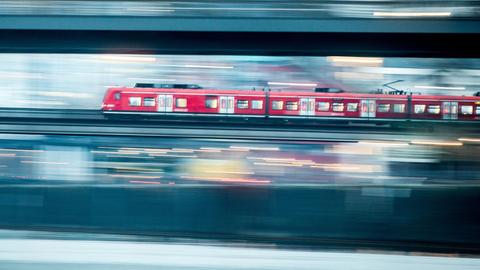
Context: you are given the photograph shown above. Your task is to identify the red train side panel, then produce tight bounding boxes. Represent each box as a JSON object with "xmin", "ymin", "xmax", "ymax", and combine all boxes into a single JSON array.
[
  {"xmin": 103, "ymin": 86, "xmax": 480, "ymax": 121},
  {"xmin": 411, "ymin": 95, "xmax": 480, "ymax": 121},
  {"xmin": 103, "ymin": 88, "xmax": 266, "ymax": 116},
  {"xmin": 267, "ymin": 92, "xmax": 409, "ymax": 120}
]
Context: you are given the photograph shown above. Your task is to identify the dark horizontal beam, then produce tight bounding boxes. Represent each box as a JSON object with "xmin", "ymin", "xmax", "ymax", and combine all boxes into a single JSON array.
[
  {"xmin": 0, "ymin": 16, "xmax": 479, "ymax": 33},
  {"xmin": 0, "ymin": 30, "xmax": 479, "ymax": 57},
  {"xmin": 0, "ymin": 117, "xmax": 474, "ymax": 142}
]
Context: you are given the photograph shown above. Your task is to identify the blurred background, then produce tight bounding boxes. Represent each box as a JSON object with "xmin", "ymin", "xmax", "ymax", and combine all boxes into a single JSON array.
[
  {"xmin": 1, "ymin": 1, "xmax": 480, "ymax": 269},
  {"xmin": 1, "ymin": 54, "xmax": 480, "ymax": 109}
]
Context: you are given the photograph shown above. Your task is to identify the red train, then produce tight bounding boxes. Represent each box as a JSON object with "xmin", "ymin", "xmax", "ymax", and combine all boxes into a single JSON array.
[{"xmin": 102, "ymin": 83, "xmax": 480, "ymax": 122}]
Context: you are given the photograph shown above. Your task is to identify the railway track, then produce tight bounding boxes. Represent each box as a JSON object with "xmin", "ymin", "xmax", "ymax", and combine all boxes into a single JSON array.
[{"xmin": 0, "ymin": 108, "xmax": 477, "ymax": 141}]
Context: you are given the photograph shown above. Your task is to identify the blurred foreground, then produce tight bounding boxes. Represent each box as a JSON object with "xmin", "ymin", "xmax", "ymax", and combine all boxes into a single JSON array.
[
  {"xmin": 0, "ymin": 134, "xmax": 479, "ymax": 255},
  {"xmin": 0, "ymin": 230, "xmax": 479, "ymax": 270}
]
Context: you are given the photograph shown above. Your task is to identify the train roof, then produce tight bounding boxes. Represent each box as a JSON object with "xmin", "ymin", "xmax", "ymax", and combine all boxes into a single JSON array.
[
  {"xmin": 134, "ymin": 83, "xmax": 202, "ymax": 89},
  {"xmin": 411, "ymin": 94, "xmax": 480, "ymax": 101},
  {"xmin": 269, "ymin": 91, "xmax": 408, "ymax": 99},
  {"xmin": 113, "ymin": 87, "xmax": 265, "ymax": 96}
]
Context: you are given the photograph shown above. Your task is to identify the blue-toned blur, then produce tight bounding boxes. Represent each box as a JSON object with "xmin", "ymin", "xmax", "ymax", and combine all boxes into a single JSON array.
[
  {"xmin": 3, "ymin": 54, "xmax": 480, "ymax": 109},
  {"xmin": 0, "ymin": 0, "xmax": 477, "ymax": 18},
  {"xmin": 1, "ymin": 1, "xmax": 480, "ymax": 268},
  {"xmin": 0, "ymin": 53, "xmax": 479, "ymax": 269}
]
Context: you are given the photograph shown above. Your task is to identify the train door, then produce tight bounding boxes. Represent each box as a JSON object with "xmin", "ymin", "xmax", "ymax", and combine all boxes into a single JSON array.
[
  {"xmin": 442, "ymin": 101, "xmax": 458, "ymax": 120},
  {"xmin": 360, "ymin": 100, "xmax": 376, "ymax": 118},
  {"xmin": 219, "ymin": 96, "xmax": 234, "ymax": 114},
  {"xmin": 299, "ymin": 98, "xmax": 315, "ymax": 116},
  {"xmin": 158, "ymin": 94, "xmax": 173, "ymax": 112}
]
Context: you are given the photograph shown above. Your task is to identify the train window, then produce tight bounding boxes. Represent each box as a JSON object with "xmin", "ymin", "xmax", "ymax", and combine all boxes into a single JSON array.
[
  {"xmin": 461, "ymin": 105, "xmax": 473, "ymax": 115},
  {"xmin": 414, "ymin": 104, "xmax": 426, "ymax": 114},
  {"xmin": 237, "ymin": 100, "xmax": 249, "ymax": 109},
  {"xmin": 347, "ymin": 103, "xmax": 358, "ymax": 112},
  {"xmin": 427, "ymin": 105, "xmax": 440, "ymax": 114},
  {"xmin": 332, "ymin": 102, "xmax": 344, "ymax": 112},
  {"xmin": 317, "ymin": 102, "xmax": 329, "ymax": 111},
  {"xmin": 114, "ymin": 92, "xmax": 121, "ymax": 100},
  {"xmin": 251, "ymin": 100, "xmax": 263, "ymax": 109},
  {"xmin": 286, "ymin": 101, "xmax": 298, "ymax": 111},
  {"xmin": 128, "ymin": 97, "xmax": 141, "ymax": 106},
  {"xmin": 377, "ymin": 104, "xmax": 390, "ymax": 113},
  {"xmin": 205, "ymin": 98, "xmax": 218, "ymax": 109},
  {"xmin": 176, "ymin": 98, "xmax": 187, "ymax": 108},
  {"xmin": 144, "ymin": 97, "xmax": 155, "ymax": 107},
  {"xmin": 393, "ymin": 104, "xmax": 405, "ymax": 113},
  {"xmin": 272, "ymin": 101, "xmax": 283, "ymax": 110},
  {"xmin": 476, "ymin": 106, "xmax": 480, "ymax": 115}
]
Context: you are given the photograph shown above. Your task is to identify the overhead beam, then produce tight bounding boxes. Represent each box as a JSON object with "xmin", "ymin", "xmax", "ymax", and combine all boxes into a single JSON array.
[
  {"xmin": 0, "ymin": 30, "xmax": 479, "ymax": 57},
  {"xmin": 0, "ymin": 16, "xmax": 479, "ymax": 33}
]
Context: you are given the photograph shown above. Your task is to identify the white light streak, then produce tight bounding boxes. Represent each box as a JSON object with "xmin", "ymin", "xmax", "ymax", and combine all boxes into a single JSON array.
[
  {"xmin": 16, "ymin": 100, "xmax": 67, "ymax": 106},
  {"xmin": 183, "ymin": 64, "xmax": 234, "ymax": 69},
  {"xmin": 110, "ymin": 174, "xmax": 161, "ymax": 179},
  {"xmin": 410, "ymin": 140, "xmax": 463, "ymax": 146},
  {"xmin": 125, "ymin": 8, "xmax": 175, "ymax": 13},
  {"xmin": 105, "ymin": 155, "xmax": 155, "ymax": 159},
  {"xmin": 182, "ymin": 176, "xmax": 270, "ymax": 184},
  {"xmin": 230, "ymin": 146, "xmax": 279, "ymax": 151},
  {"xmin": 153, "ymin": 64, "xmax": 233, "ymax": 69},
  {"xmin": 373, "ymin": 11, "xmax": 452, "ymax": 17},
  {"xmin": 170, "ymin": 7, "xmax": 326, "ymax": 12},
  {"xmin": 458, "ymin": 138, "xmax": 480, "ymax": 142},
  {"xmin": 170, "ymin": 148, "xmax": 195, "ymax": 153},
  {"xmin": 202, "ymin": 170, "xmax": 254, "ymax": 175},
  {"xmin": 100, "ymin": 55, "xmax": 156, "ymax": 62},
  {"xmin": 328, "ymin": 56, "xmax": 384, "ymax": 64},
  {"xmin": 21, "ymin": 161, "xmax": 69, "ymax": 165},
  {"xmin": 39, "ymin": 92, "xmax": 92, "ymax": 98},
  {"xmin": 254, "ymin": 162, "xmax": 302, "ymax": 167},
  {"xmin": 197, "ymin": 147, "xmax": 223, "ymax": 153},
  {"xmin": 414, "ymin": 85, "xmax": 466, "ymax": 90},
  {"xmin": 129, "ymin": 180, "xmax": 162, "ymax": 185},
  {"xmin": 334, "ymin": 72, "xmax": 383, "ymax": 80},
  {"xmin": 0, "ymin": 72, "xmax": 43, "ymax": 79},
  {"xmin": 267, "ymin": 82, "xmax": 317, "ymax": 87},
  {"xmin": 358, "ymin": 141, "xmax": 409, "ymax": 147},
  {"xmin": 0, "ymin": 149, "xmax": 44, "ymax": 153},
  {"xmin": 147, "ymin": 154, "xmax": 198, "ymax": 158}
]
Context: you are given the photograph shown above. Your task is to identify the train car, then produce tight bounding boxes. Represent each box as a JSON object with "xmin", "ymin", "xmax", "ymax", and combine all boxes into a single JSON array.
[
  {"xmin": 267, "ymin": 92, "xmax": 409, "ymax": 120},
  {"xmin": 102, "ymin": 84, "xmax": 266, "ymax": 117},
  {"xmin": 410, "ymin": 95, "xmax": 480, "ymax": 121},
  {"xmin": 102, "ymin": 84, "xmax": 480, "ymax": 122}
]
